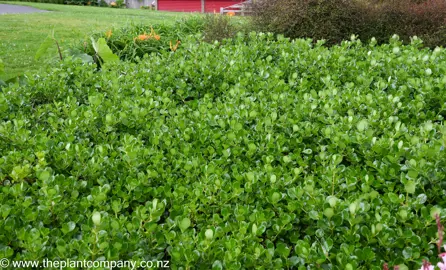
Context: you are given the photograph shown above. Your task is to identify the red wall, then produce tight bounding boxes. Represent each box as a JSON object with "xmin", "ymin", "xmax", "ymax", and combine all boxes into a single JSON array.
[
  {"xmin": 158, "ymin": 0, "xmax": 201, "ymax": 12},
  {"xmin": 157, "ymin": 0, "xmax": 243, "ymax": 13},
  {"xmin": 205, "ymin": 0, "xmax": 242, "ymax": 13}
]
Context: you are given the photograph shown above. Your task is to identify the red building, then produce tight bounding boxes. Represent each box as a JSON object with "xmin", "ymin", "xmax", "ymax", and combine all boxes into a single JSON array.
[{"xmin": 156, "ymin": 0, "xmax": 244, "ymax": 13}]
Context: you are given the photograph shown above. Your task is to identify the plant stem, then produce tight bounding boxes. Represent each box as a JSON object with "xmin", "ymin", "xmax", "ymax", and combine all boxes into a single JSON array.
[{"xmin": 54, "ymin": 39, "xmax": 63, "ymax": 61}]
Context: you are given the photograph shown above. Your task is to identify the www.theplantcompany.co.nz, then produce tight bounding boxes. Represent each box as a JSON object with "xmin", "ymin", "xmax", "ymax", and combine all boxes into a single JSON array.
[{"xmin": 0, "ymin": 258, "xmax": 170, "ymax": 269}]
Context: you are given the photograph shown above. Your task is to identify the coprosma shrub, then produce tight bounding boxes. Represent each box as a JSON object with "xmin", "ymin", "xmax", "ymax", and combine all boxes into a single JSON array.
[{"xmin": 251, "ymin": 0, "xmax": 446, "ymax": 48}]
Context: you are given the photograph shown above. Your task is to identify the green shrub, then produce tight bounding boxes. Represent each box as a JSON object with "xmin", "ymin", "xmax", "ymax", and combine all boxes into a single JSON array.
[
  {"xmin": 251, "ymin": 0, "xmax": 446, "ymax": 47},
  {"xmin": 1, "ymin": 33, "xmax": 446, "ymax": 269},
  {"xmin": 66, "ymin": 0, "xmax": 89, "ymax": 5},
  {"xmin": 251, "ymin": 0, "xmax": 367, "ymax": 45},
  {"xmin": 76, "ymin": 18, "xmax": 204, "ymax": 62},
  {"xmin": 98, "ymin": 0, "xmax": 108, "ymax": 6},
  {"xmin": 375, "ymin": 0, "xmax": 446, "ymax": 48},
  {"xmin": 177, "ymin": 15, "xmax": 206, "ymax": 36},
  {"xmin": 202, "ymin": 13, "xmax": 239, "ymax": 43}
]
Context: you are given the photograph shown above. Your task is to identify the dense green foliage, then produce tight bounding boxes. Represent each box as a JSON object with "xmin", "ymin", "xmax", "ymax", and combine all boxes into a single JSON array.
[
  {"xmin": 202, "ymin": 14, "xmax": 240, "ymax": 43},
  {"xmin": 251, "ymin": 0, "xmax": 446, "ymax": 48},
  {"xmin": 78, "ymin": 18, "xmax": 204, "ymax": 62},
  {"xmin": 74, "ymin": 15, "xmax": 246, "ymax": 64},
  {"xmin": 1, "ymin": 33, "xmax": 446, "ymax": 269}
]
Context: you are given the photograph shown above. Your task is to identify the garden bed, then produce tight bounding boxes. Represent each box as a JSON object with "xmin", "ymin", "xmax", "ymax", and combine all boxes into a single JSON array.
[{"xmin": 1, "ymin": 32, "xmax": 445, "ymax": 269}]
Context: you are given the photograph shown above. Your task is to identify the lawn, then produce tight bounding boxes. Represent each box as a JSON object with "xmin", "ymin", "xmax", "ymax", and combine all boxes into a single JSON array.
[{"xmin": 0, "ymin": 2, "xmax": 190, "ymax": 80}]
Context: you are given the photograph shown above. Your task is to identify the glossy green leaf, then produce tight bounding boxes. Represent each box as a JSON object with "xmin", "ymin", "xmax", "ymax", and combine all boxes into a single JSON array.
[
  {"xmin": 35, "ymin": 35, "xmax": 54, "ymax": 61},
  {"xmin": 94, "ymin": 38, "xmax": 119, "ymax": 63}
]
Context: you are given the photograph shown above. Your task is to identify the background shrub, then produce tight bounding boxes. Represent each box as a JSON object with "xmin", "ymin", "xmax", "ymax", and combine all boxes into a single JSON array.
[
  {"xmin": 251, "ymin": 0, "xmax": 446, "ymax": 47},
  {"xmin": 364, "ymin": 0, "xmax": 446, "ymax": 47},
  {"xmin": 251, "ymin": 0, "xmax": 368, "ymax": 45},
  {"xmin": 116, "ymin": 0, "xmax": 124, "ymax": 7},
  {"xmin": 98, "ymin": 0, "xmax": 108, "ymax": 6},
  {"xmin": 202, "ymin": 14, "xmax": 239, "ymax": 43},
  {"xmin": 64, "ymin": 0, "xmax": 90, "ymax": 5}
]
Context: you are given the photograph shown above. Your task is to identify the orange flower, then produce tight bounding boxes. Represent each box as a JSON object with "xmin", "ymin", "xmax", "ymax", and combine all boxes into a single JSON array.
[
  {"xmin": 105, "ymin": 29, "xmax": 112, "ymax": 39},
  {"xmin": 110, "ymin": 2, "xmax": 116, "ymax": 6},
  {"xmin": 135, "ymin": 33, "xmax": 150, "ymax": 41},
  {"xmin": 148, "ymin": 27, "xmax": 160, "ymax": 40},
  {"xmin": 227, "ymin": 11, "xmax": 235, "ymax": 16},
  {"xmin": 134, "ymin": 27, "xmax": 161, "ymax": 42}
]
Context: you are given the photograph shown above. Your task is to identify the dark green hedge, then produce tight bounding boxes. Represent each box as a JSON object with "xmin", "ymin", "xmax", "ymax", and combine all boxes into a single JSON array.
[{"xmin": 251, "ymin": 0, "xmax": 446, "ymax": 48}]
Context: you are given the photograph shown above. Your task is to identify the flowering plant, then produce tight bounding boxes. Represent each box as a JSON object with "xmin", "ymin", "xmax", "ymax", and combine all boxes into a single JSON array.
[{"xmin": 134, "ymin": 26, "xmax": 160, "ymax": 41}]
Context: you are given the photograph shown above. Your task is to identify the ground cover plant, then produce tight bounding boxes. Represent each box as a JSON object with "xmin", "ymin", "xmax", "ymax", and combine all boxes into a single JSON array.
[
  {"xmin": 1, "ymin": 32, "xmax": 446, "ymax": 269},
  {"xmin": 0, "ymin": 2, "xmax": 189, "ymax": 80}
]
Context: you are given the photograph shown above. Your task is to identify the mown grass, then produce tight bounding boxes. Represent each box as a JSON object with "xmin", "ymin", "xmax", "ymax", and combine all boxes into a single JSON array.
[{"xmin": 0, "ymin": 2, "xmax": 190, "ymax": 80}]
